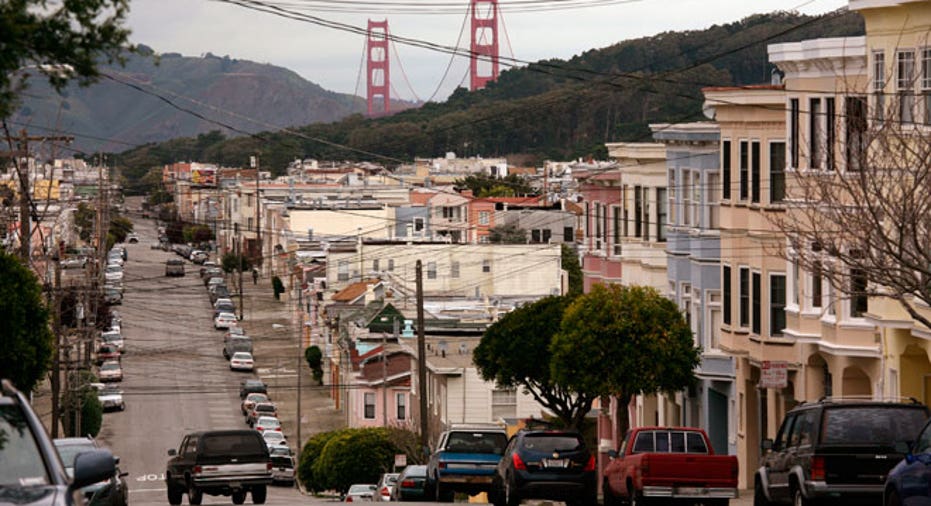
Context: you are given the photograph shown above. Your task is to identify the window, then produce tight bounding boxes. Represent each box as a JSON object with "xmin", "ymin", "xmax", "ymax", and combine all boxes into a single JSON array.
[
  {"xmin": 396, "ymin": 393, "xmax": 406, "ymax": 420},
  {"xmin": 563, "ymin": 227, "xmax": 573, "ymax": 242},
  {"xmin": 643, "ymin": 188, "xmax": 651, "ymax": 242},
  {"xmin": 739, "ymin": 141, "xmax": 749, "ymax": 200},
  {"xmin": 413, "ymin": 217, "xmax": 425, "ymax": 233},
  {"xmin": 612, "ymin": 206, "xmax": 622, "ymax": 255},
  {"xmin": 846, "ymin": 97, "xmax": 867, "ymax": 172},
  {"xmin": 634, "ymin": 187, "xmax": 643, "ymax": 237},
  {"xmin": 364, "ymin": 393, "xmax": 376, "ymax": 419},
  {"xmin": 668, "ymin": 170, "xmax": 677, "ymax": 225},
  {"xmin": 739, "ymin": 267, "xmax": 750, "ymax": 327},
  {"xmin": 451, "ymin": 261, "xmax": 460, "ymax": 278},
  {"xmin": 898, "ymin": 50, "xmax": 916, "ymax": 123},
  {"xmin": 723, "ymin": 265, "xmax": 732, "ymax": 325},
  {"xmin": 372, "ymin": 259, "xmax": 379, "ymax": 272},
  {"xmin": 771, "ymin": 274, "xmax": 786, "ymax": 337},
  {"xmin": 790, "ymin": 98, "xmax": 800, "ymax": 168},
  {"xmin": 543, "ymin": 229, "xmax": 551, "ymax": 243},
  {"xmin": 482, "ymin": 260, "xmax": 491, "ymax": 273},
  {"xmin": 923, "ymin": 48, "xmax": 931, "ymax": 123},
  {"xmin": 427, "ymin": 262, "xmax": 437, "ymax": 279},
  {"xmin": 752, "ymin": 272, "xmax": 761, "ymax": 334},
  {"xmin": 338, "ymin": 260, "xmax": 349, "ymax": 281},
  {"xmin": 479, "ymin": 211, "xmax": 490, "ymax": 225},
  {"xmin": 851, "ymin": 266, "xmax": 868, "ymax": 317},
  {"xmin": 826, "ymin": 97, "xmax": 836, "ymax": 171},
  {"xmin": 691, "ymin": 171, "xmax": 701, "ymax": 226},
  {"xmin": 770, "ymin": 141, "xmax": 786, "ymax": 203},
  {"xmin": 810, "ymin": 98, "xmax": 822, "ymax": 169},
  {"xmin": 595, "ymin": 203, "xmax": 603, "ymax": 249},
  {"xmin": 682, "ymin": 172, "xmax": 692, "ymax": 226},
  {"xmin": 388, "ymin": 259, "xmax": 395, "ymax": 272},
  {"xmin": 656, "ymin": 188, "xmax": 667, "ymax": 242},
  {"xmin": 874, "ymin": 50, "xmax": 886, "ymax": 121},
  {"xmin": 491, "ymin": 388, "xmax": 517, "ymax": 420},
  {"xmin": 811, "ymin": 243, "xmax": 823, "ymax": 308},
  {"xmin": 751, "ymin": 141, "xmax": 761, "ymax": 203},
  {"xmin": 531, "ymin": 229, "xmax": 541, "ymax": 243},
  {"xmin": 722, "ymin": 140, "xmax": 731, "ymax": 200},
  {"xmin": 621, "ymin": 185, "xmax": 629, "ymax": 237}
]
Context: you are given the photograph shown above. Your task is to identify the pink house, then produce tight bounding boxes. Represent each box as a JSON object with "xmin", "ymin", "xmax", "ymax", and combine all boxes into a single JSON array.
[
  {"xmin": 348, "ymin": 349, "xmax": 415, "ymax": 429},
  {"xmin": 573, "ymin": 167, "xmax": 623, "ymax": 291}
]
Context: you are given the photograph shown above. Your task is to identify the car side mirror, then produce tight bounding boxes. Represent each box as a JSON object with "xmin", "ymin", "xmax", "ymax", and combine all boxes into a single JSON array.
[
  {"xmin": 895, "ymin": 441, "xmax": 916, "ymax": 464},
  {"xmin": 114, "ymin": 456, "xmax": 120, "ymax": 465},
  {"xmin": 167, "ymin": 448, "xmax": 177, "ymax": 456},
  {"xmin": 70, "ymin": 450, "xmax": 116, "ymax": 491},
  {"xmin": 761, "ymin": 439, "xmax": 773, "ymax": 451},
  {"xmin": 607, "ymin": 449, "xmax": 618, "ymax": 459}
]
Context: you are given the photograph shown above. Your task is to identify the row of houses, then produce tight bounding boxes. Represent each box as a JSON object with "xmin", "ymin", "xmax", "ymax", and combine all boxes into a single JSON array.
[{"xmin": 583, "ymin": 0, "xmax": 931, "ymax": 487}]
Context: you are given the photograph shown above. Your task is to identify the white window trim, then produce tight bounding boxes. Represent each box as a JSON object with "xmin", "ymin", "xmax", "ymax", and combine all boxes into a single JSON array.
[
  {"xmin": 768, "ymin": 271, "xmax": 787, "ymax": 338},
  {"xmin": 738, "ymin": 266, "xmax": 751, "ymax": 330}
]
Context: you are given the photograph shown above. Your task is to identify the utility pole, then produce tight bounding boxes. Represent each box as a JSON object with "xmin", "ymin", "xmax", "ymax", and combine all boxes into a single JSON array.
[
  {"xmin": 416, "ymin": 260, "xmax": 428, "ymax": 450},
  {"xmin": 50, "ymin": 252, "xmax": 61, "ymax": 438},
  {"xmin": 296, "ymin": 283, "xmax": 303, "ymax": 451},
  {"xmin": 235, "ymin": 222, "xmax": 243, "ymax": 320},
  {"xmin": 251, "ymin": 155, "xmax": 261, "ymax": 270},
  {"xmin": 382, "ymin": 329, "xmax": 388, "ymax": 427}
]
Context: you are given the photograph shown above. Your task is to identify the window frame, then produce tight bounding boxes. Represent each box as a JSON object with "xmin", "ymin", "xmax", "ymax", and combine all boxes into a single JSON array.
[
  {"xmin": 722, "ymin": 140, "xmax": 732, "ymax": 200},
  {"xmin": 739, "ymin": 267, "xmax": 750, "ymax": 328},
  {"xmin": 723, "ymin": 265, "xmax": 732, "ymax": 326},
  {"xmin": 770, "ymin": 273, "xmax": 787, "ymax": 337},
  {"xmin": 739, "ymin": 140, "xmax": 749, "ymax": 200},
  {"xmin": 873, "ymin": 50, "xmax": 886, "ymax": 122},
  {"xmin": 396, "ymin": 393, "xmax": 406, "ymax": 420},
  {"xmin": 364, "ymin": 392, "xmax": 376, "ymax": 419},
  {"xmin": 769, "ymin": 140, "xmax": 786, "ymax": 203}
]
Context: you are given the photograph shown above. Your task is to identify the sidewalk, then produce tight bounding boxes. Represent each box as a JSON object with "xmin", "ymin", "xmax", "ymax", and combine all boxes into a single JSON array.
[{"xmin": 237, "ymin": 273, "xmax": 345, "ymax": 453}]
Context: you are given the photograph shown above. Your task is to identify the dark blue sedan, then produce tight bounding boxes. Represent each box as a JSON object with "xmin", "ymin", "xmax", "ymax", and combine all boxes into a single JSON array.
[{"xmin": 885, "ymin": 421, "xmax": 931, "ymax": 506}]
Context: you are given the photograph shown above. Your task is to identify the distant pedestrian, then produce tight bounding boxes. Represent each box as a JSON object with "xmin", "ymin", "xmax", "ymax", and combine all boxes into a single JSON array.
[{"xmin": 252, "ymin": 267, "xmax": 259, "ymax": 285}]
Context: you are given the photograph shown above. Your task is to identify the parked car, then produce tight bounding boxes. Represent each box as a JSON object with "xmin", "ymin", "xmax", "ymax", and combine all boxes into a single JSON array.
[
  {"xmin": 104, "ymin": 264, "xmax": 123, "ymax": 282},
  {"xmin": 92, "ymin": 383, "xmax": 126, "ymax": 412},
  {"xmin": 199, "ymin": 261, "xmax": 218, "ymax": 278},
  {"xmin": 54, "ymin": 436, "xmax": 129, "ymax": 506},
  {"xmin": 96, "ymin": 344, "xmax": 121, "ymax": 364},
  {"xmin": 206, "ymin": 276, "xmax": 225, "ymax": 289},
  {"xmin": 242, "ymin": 393, "xmax": 270, "ymax": 416},
  {"xmin": 230, "ymin": 352, "xmax": 255, "ymax": 372},
  {"xmin": 165, "ymin": 430, "xmax": 271, "ymax": 505},
  {"xmin": 104, "ymin": 286, "xmax": 122, "ymax": 305},
  {"xmin": 98, "ymin": 360, "xmax": 123, "ymax": 382},
  {"xmin": 165, "ymin": 258, "xmax": 185, "ymax": 277},
  {"xmin": 214, "ymin": 300, "xmax": 236, "ymax": 318},
  {"xmin": 603, "ymin": 427, "xmax": 737, "ymax": 506},
  {"xmin": 210, "ymin": 285, "xmax": 231, "ymax": 304},
  {"xmin": 190, "ymin": 250, "xmax": 208, "ymax": 264},
  {"xmin": 202, "ymin": 267, "xmax": 223, "ymax": 282},
  {"xmin": 885, "ymin": 417, "xmax": 931, "ymax": 506},
  {"xmin": 262, "ymin": 431, "xmax": 288, "ymax": 449},
  {"xmin": 224, "ymin": 336, "xmax": 254, "ymax": 360},
  {"xmin": 269, "ymin": 446, "xmax": 295, "ymax": 486},
  {"xmin": 254, "ymin": 416, "xmax": 281, "ymax": 434},
  {"xmin": 215, "ymin": 312, "xmax": 238, "ymax": 330},
  {"xmin": 240, "ymin": 379, "xmax": 268, "ymax": 399},
  {"xmin": 100, "ymin": 330, "xmax": 124, "ymax": 352},
  {"xmin": 492, "ymin": 430, "xmax": 596, "ymax": 506},
  {"xmin": 392, "ymin": 465, "xmax": 428, "ymax": 501},
  {"xmin": 62, "ymin": 256, "xmax": 88, "ymax": 269},
  {"xmin": 126, "ymin": 233, "xmax": 139, "ymax": 243},
  {"xmin": 755, "ymin": 399, "xmax": 928, "ymax": 506},
  {"xmin": 344, "ymin": 484, "xmax": 377, "ymax": 502},
  {"xmin": 248, "ymin": 402, "xmax": 279, "ymax": 426},
  {"xmin": 374, "ymin": 472, "xmax": 400, "ymax": 502},
  {"xmin": 426, "ymin": 423, "xmax": 509, "ymax": 501}
]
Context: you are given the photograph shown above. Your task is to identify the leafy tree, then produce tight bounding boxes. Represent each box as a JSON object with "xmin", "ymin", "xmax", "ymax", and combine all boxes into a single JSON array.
[
  {"xmin": 272, "ymin": 276, "xmax": 284, "ymax": 300},
  {"xmin": 298, "ymin": 429, "xmax": 348, "ymax": 492},
  {"xmin": 312, "ymin": 428, "xmax": 415, "ymax": 494},
  {"xmin": 474, "ymin": 295, "xmax": 595, "ymax": 429},
  {"xmin": 561, "ymin": 244, "xmax": 583, "ymax": 297},
  {"xmin": 109, "ymin": 215, "xmax": 133, "ymax": 243},
  {"xmin": 454, "ymin": 173, "xmax": 536, "ymax": 197},
  {"xmin": 183, "ymin": 224, "xmax": 213, "ymax": 244},
  {"xmin": 61, "ymin": 371, "xmax": 102, "ymax": 437},
  {"xmin": 221, "ymin": 252, "xmax": 253, "ymax": 274},
  {"xmin": 550, "ymin": 284, "xmax": 700, "ymax": 435},
  {"xmin": 0, "ymin": 0, "xmax": 133, "ymax": 118},
  {"xmin": 304, "ymin": 345, "xmax": 324, "ymax": 385},
  {"xmin": 0, "ymin": 252, "xmax": 53, "ymax": 392},
  {"xmin": 73, "ymin": 202, "xmax": 95, "ymax": 242},
  {"xmin": 488, "ymin": 223, "xmax": 527, "ymax": 244}
]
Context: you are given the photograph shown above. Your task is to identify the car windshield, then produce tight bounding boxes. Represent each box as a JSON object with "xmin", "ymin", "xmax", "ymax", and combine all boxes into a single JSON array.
[
  {"xmin": 257, "ymin": 417, "xmax": 279, "ymax": 427},
  {"xmin": 246, "ymin": 394, "xmax": 267, "ymax": 403},
  {"xmin": 256, "ymin": 405, "xmax": 275, "ymax": 413},
  {"xmin": 264, "ymin": 432, "xmax": 284, "ymax": 442},
  {"xmin": 54, "ymin": 441, "xmax": 96, "ymax": 470},
  {"xmin": 349, "ymin": 484, "xmax": 376, "ymax": 493},
  {"xmin": 821, "ymin": 406, "xmax": 928, "ymax": 445},
  {"xmin": 106, "ymin": 265, "xmax": 121, "ymax": 273},
  {"xmin": 101, "ymin": 363, "xmax": 120, "ymax": 371},
  {"xmin": 219, "ymin": 313, "xmax": 235, "ymax": 320},
  {"xmin": 445, "ymin": 431, "xmax": 508, "ymax": 454},
  {"xmin": 232, "ymin": 353, "xmax": 252, "ymax": 360},
  {"xmin": 522, "ymin": 434, "xmax": 583, "ymax": 452},
  {"xmin": 0, "ymin": 405, "xmax": 50, "ymax": 486},
  {"xmin": 402, "ymin": 465, "xmax": 427, "ymax": 478}
]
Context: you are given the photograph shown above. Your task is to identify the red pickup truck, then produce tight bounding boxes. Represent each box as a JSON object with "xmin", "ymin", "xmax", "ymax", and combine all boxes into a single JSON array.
[{"xmin": 602, "ymin": 426, "xmax": 739, "ymax": 506}]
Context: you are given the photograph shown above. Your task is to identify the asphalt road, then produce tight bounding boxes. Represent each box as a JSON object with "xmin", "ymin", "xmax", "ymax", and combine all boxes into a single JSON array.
[{"xmin": 92, "ymin": 218, "xmax": 305, "ymax": 506}]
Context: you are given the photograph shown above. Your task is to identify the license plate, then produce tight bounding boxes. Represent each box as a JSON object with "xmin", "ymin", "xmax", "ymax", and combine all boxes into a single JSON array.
[
  {"xmin": 677, "ymin": 487, "xmax": 704, "ymax": 495},
  {"xmin": 544, "ymin": 459, "xmax": 567, "ymax": 468}
]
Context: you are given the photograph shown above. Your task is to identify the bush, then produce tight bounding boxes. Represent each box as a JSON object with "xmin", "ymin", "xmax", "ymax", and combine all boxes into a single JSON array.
[
  {"xmin": 61, "ymin": 372, "xmax": 102, "ymax": 437},
  {"xmin": 222, "ymin": 252, "xmax": 253, "ymax": 274},
  {"xmin": 298, "ymin": 429, "xmax": 349, "ymax": 493},
  {"xmin": 304, "ymin": 345, "xmax": 322, "ymax": 369},
  {"xmin": 272, "ymin": 276, "xmax": 284, "ymax": 300}
]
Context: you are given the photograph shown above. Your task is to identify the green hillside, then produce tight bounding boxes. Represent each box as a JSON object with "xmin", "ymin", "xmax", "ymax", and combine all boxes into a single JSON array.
[{"xmin": 114, "ymin": 10, "xmax": 864, "ymax": 187}]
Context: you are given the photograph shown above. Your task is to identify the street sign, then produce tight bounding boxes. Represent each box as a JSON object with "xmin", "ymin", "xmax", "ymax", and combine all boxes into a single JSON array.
[
  {"xmin": 760, "ymin": 361, "xmax": 788, "ymax": 389},
  {"xmin": 394, "ymin": 454, "xmax": 407, "ymax": 468}
]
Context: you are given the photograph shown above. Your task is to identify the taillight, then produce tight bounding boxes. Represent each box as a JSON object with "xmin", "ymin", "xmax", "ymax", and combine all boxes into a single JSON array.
[
  {"xmin": 381, "ymin": 487, "xmax": 390, "ymax": 496},
  {"xmin": 267, "ymin": 462, "xmax": 273, "ymax": 471},
  {"xmin": 193, "ymin": 465, "xmax": 202, "ymax": 475},
  {"xmin": 256, "ymin": 426, "xmax": 264, "ymax": 431},
  {"xmin": 346, "ymin": 496, "xmax": 353, "ymax": 502},
  {"xmin": 438, "ymin": 462, "xmax": 446, "ymax": 469},
  {"xmin": 811, "ymin": 456, "xmax": 825, "ymax": 481},
  {"xmin": 584, "ymin": 455, "xmax": 596, "ymax": 472},
  {"xmin": 512, "ymin": 453, "xmax": 527, "ymax": 470},
  {"xmin": 401, "ymin": 480, "xmax": 415, "ymax": 487}
]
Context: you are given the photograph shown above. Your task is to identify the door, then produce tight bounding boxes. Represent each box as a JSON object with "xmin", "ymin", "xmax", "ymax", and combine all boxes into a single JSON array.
[
  {"xmin": 764, "ymin": 414, "xmax": 796, "ymax": 502},
  {"xmin": 708, "ymin": 389, "xmax": 729, "ymax": 456}
]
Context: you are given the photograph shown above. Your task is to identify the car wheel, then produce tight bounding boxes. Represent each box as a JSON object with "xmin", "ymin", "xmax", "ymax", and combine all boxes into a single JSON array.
[
  {"xmin": 504, "ymin": 475, "xmax": 520, "ymax": 506},
  {"xmin": 754, "ymin": 479, "xmax": 770, "ymax": 506},
  {"xmin": 187, "ymin": 482, "xmax": 202, "ymax": 505},
  {"xmin": 630, "ymin": 489, "xmax": 647, "ymax": 506},
  {"xmin": 887, "ymin": 490, "xmax": 902, "ymax": 506},
  {"xmin": 167, "ymin": 483, "xmax": 183, "ymax": 505},
  {"xmin": 252, "ymin": 485, "xmax": 267, "ymax": 504},
  {"xmin": 232, "ymin": 490, "xmax": 246, "ymax": 504},
  {"xmin": 603, "ymin": 481, "xmax": 619, "ymax": 506},
  {"xmin": 792, "ymin": 485, "xmax": 810, "ymax": 506}
]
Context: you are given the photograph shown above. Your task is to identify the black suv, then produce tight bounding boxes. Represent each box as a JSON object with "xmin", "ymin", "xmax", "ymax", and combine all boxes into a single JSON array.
[
  {"xmin": 755, "ymin": 399, "xmax": 929, "ymax": 506},
  {"xmin": 240, "ymin": 379, "xmax": 268, "ymax": 399},
  {"xmin": 0, "ymin": 379, "xmax": 115, "ymax": 506},
  {"xmin": 491, "ymin": 430, "xmax": 596, "ymax": 506}
]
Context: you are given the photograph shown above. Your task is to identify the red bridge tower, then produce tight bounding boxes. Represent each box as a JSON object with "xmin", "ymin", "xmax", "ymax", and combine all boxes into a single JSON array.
[
  {"xmin": 366, "ymin": 19, "xmax": 390, "ymax": 116},
  {"xmin": 470, "ymin": 0, "xmax": 499, "ymax": 91}
]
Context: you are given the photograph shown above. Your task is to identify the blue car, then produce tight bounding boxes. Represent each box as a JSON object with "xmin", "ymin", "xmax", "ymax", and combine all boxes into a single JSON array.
[{"xmin": 885, "ymin": 420, "xmax": 931, "ymax": 506}]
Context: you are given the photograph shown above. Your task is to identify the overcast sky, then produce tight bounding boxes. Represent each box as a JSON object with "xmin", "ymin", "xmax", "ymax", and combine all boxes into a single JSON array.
[{"xmin": 127, "ymin": 0, "xmax": 848, "ymax": 102}]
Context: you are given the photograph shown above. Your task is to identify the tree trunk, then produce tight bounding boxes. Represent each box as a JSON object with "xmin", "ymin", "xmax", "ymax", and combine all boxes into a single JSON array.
[{"xmin": 614, "ymin": 393, "xmax": 631, "ymax": 439}]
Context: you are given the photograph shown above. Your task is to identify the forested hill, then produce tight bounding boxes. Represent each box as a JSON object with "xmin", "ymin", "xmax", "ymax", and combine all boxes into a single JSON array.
[{"xmin": 115, "ymin": 10, "xmax": 863, "ymax": 186}]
